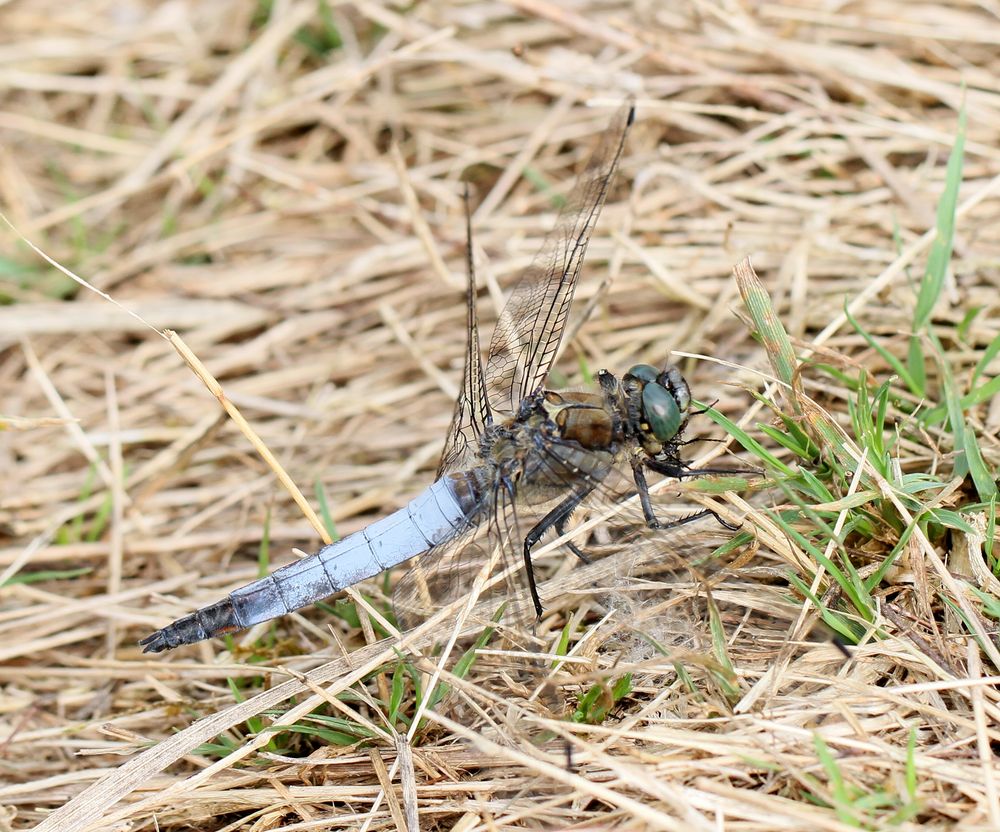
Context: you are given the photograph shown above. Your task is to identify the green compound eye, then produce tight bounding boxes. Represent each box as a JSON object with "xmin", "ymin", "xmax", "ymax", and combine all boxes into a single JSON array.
[
  {"xmin": 642, "ymin": 382, "xmax": 682, "ymax": 441},
  {"xmin": 626, "ymin": 363, "xmax": 658, "ymax": 383}
]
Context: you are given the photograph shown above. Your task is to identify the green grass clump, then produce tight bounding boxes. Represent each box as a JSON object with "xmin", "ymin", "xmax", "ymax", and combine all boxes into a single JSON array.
[{"xmin": 707, "ymin": 104, "xmax": 998, "ymax": 660}]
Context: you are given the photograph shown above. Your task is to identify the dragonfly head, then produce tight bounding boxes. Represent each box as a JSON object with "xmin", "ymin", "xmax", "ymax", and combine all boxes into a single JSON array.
[{"xmin": 623, "ymin": 363, "xmax": 691, "ymax": 454}]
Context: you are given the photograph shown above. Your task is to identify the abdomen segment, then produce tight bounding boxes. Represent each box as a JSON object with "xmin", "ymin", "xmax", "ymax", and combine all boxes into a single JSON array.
[{"xmin": 139, "ymin": 476, "xmax": 471, "ymax": 652}]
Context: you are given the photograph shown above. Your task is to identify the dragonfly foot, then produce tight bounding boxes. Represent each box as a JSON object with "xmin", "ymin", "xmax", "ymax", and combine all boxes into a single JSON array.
[
  {"xmin": 647, "ymin": 508, "xmax": 737, "ymax": 532},
  {"xmin": 566, "ymin": 540, "xmax": 591, "ymax": 564}
]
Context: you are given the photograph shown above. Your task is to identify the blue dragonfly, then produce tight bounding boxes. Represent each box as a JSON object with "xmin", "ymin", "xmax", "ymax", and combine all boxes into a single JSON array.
[{"xmin": 141, "ymin": 103, "xmax": 734, "ymax": 653}]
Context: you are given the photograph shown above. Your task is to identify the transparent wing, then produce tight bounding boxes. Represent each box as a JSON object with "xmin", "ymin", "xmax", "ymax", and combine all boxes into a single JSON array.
[
  {"xmin": 392, "ymin": 480, "xmax": 531, "ymax": 632},
  {"xmin": 437, "ymin": 189, "xmax": 491, "ymax": 477},
  {"xmin": 484, "ymin": 102, "xmax": 634, "ymax": 417},
  {"xmin": 519, "ymin": 448, "xmax": 821, "ymax": 678},
  {"xmin": 391, "ymin": 528, "xmax": 484, "ymax": 631},
  {"xmin": 396, "ymin": 434, "xmax": 742, "ymax": 638},
  {"xmin": 515, "ymin": 444, "xmax": 762, "ymax": 666}
]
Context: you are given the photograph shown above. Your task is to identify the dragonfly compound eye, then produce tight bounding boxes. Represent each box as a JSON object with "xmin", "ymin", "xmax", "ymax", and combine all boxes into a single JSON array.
[
  {"xmin": 641, "ymin": 381, "xmax": 684, "ymax": 442},
  {"xmin": 625, "ymin": 363, "xmax": 658, "ymax": 384}
]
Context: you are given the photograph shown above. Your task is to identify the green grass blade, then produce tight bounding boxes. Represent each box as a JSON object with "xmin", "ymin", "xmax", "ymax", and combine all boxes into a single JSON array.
[
  {"xmin": 0, "ymin": 566, "xmax": 92, "ymax": 588},
  {"xmin": 926, "ymin": 508, "xmax": 976, "ymax": 535},
  {"xmin": 913, "ymin": 102, "xmax": 966, "ymax": 333},
  {"xmin": 905, "ymin": 725, "xmax": 919, "ymax": 800},
  {"xmin": 450, "ymin": 610, "xmax": 500, "ymax": 681},
  {"xmin": 758, "ymin": 423, "xmax": 813, "ymax": 460},
  {"xmin": 963, "ymin": 429, "xmax": 997, "ymax": 501},
  {"xmin": 796, "ymin": 468, "xmax": 835, "ymax": 503},
  {"xmin": 314, "ymin": 480, "xmax": 340, "ymax": 541},
  {"xmin": 921, "ymin": 373, "xmax": 1000, "ymax": 426},
  {"xmin": 62, "ymin": 464, "xmax": 98, "ymax": 544},
  {"xmin": 813, "ymin": 733, "xmax": 860, "ymax": 827},
  {"xmin": 571, "ymin": 674, "xmax": 633, "ymax": 724},
  {"xmin": 933, "ymin": 332, "xmax": 968, "ymax": 479},
  {"xmin": 844, "ymin": 303, "xmax": 918, "ymax": 395},
  {"xmin": 964, "ymin": 374, "xmax": 1000, "ymax": 411},
  {"xmin": 957, "ymin": 306, "xmax": 983, "ymax": 343},
  {"xmin": 552, "ymin": 620, "xmax": 572, "ymax": 668},
  {"xmin": 786, "ymin": 581, "xmax": 865, "ymax": 645},
  {"xmin": 906, "ymin": 335, "xmax": 927, "ymax": 396},
  {"xmin": 865, "ymin": 521, "xmax": 916, "ymax": 591},
  {"xmin": 733, "ymin": 259, "xmax": 799, "ymax": 399},
  {"xmin": 694, "ymin": 402, "xmax": 795, "ymax": 476},
  {"xmin": 972, "ymin": 331, "xmax": 1000, "ymax": 386},
  {"xmin": 987, "ymin": 496, "xmax": 997, "ymax": 563},
  {"xmin": 388, "ymin": 662, "xmax": 405, "ymax": 726},
  {"xmin": 707, "ymin": 597, "xmax": 740, "ymax": 698},
  {"xmin": 426, "ymin": 607, "xmax": 501, "ymax": 713},
  {"xmin": 84, "ymin": 492, "xmax": 114, "ymax": 543},
  {"xmin": 969, "ymin": 586, "xmax": 1000, "ymax": 620},
  {"xmin": 258, "ymin": 507, "xmax": 271, "ymax": 578},
  {"xmin": 266, "ymin": 722, "xmax": 365, "ymax": 747},
  {"xmin": 769, "ymin": 505, "xmax": 874, "ymax": 621},
  {"xmin": 941, "ymin": 595, "xmax": 994, "ymax": 660}
]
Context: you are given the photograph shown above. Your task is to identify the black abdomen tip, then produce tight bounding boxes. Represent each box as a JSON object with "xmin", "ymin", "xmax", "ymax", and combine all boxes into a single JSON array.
[
  {"xmin": 139, "ymin": 598, "xmax": 240, "ymax": 653},
  {"xmin": 139, "ymin": 630, "xmax": 171, "ymax": 653}
]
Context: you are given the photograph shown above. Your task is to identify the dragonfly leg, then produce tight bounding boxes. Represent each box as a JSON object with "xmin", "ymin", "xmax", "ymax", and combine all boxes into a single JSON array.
[
  {"xmin": 524, "ymin": 490, "xmax": 594, "ymax": 564},
  {"xmin": 634, "ymin": 459, "xmax": 742, "ymax": 532},
  {"xmin": 554, "ymin": 516, "xmax": 591, "ymax": 564},
  {"xmin": 647, "ymin": 455, "xmax": 760, "ymax": 479},
  {"xmin": 631, "ymin": 460, "xmax": 735, "ymax": 531},
  {"xmin": 522, "ymin": 489, "xmax": 594, "ymax": 618},
  {"xmin": 632, "ymin": 461, "xmax": 664, "ymax": 528},
  {"xmin": 522, "ymin": 548, "xmax": 544, "ymax": 620}
]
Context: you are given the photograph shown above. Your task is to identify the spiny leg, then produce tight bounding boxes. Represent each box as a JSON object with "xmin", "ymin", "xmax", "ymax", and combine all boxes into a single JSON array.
[
  {"xmin": 646, "ymin": 455, "xmax": 747, "ymax": 480},
  {"xmin": 631, "ymin": 461, "xmax": 666, "ymax": 528},
  {"xmin": 522, "ymin": 538, "xmax": 543, "ymax": 620},
  {"xmin": 501, "ymin": 476, "xmax": 544, "ymax": 620},
  {"xmin": 522, "ymin": 488, "xmax": 598, "ymax": 619},
  {"xmin": 631, "ymin": 459, "xmax": 738, "ymax": 532},
  {"xmin": 647, "ymin": 445, "xmax": 761, "ymax": 479},
  {"xmin": 524, "ymin": 488, "xmax": 595, "ymax": 576},
  {"xmin": 554, "ymin": 514, "xmax": 590, "ymax": 564}
]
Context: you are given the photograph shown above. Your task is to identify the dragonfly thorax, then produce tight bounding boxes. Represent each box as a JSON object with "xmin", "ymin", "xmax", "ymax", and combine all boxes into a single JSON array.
[{"xmin": 541, "ymin": 390, "xmax": 616, "ymax": 451}]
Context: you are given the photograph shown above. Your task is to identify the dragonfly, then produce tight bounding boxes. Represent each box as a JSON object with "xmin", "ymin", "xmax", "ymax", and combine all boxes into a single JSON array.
[{"xmin": 141, "ymin": 102, "xmax": 734, "ymax": 653}]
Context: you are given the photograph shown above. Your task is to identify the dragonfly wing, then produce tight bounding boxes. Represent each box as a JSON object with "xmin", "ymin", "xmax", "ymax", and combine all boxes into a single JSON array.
[
  {"xmin": 484, "ymin": 102, "xmax": 634, "ymax": 417},
  {"xmin": 397, "ymin": 436, "xmax": 752, "ymax": 655},
  {"xmin": 393, "ymin": 470, "xmax": 544, "ymax": 633},
  {"xmin": 437, "ymin": 189, "xmax": 491, "ymax": 477},
  {"xmin": 398, "ymin": 430, "xmax": 712, "ymax": 635},
  {"xmin": 502, "ymin": 432, "xmax": 744, "ymax": 626}
]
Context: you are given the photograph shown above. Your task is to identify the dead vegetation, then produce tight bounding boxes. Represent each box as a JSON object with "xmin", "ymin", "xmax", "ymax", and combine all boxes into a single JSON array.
[{"xmin": 2, "ymin": 1, "xmax": 1000, "ymax": 830}]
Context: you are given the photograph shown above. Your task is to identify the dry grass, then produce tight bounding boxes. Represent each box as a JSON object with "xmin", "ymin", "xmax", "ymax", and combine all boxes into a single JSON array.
[{"xmin": 2, "ymin": 1, "xmax": 1000, "ymax": 830}]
